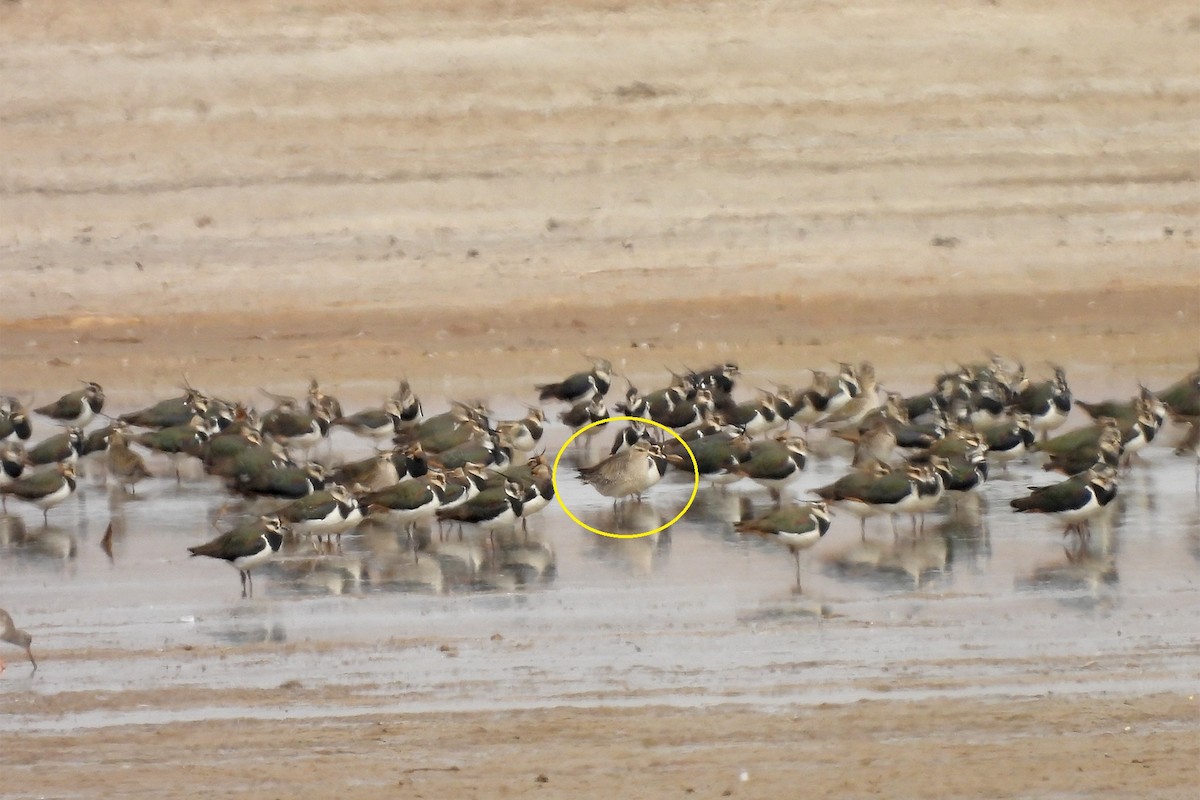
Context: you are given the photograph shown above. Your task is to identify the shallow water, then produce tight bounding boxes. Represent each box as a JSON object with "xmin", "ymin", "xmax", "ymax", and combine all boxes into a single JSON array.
[{"xmin": 2, "ymin": 408, "xmax": 1198, "ymax": 732}]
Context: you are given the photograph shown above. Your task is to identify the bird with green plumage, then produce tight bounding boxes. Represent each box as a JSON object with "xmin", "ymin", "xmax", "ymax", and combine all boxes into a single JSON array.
[
  {"xmin": 736, "ymin": 500, "xmax": 832, "ymax": 589},
  {"xmin": 188, "ymin": 516, "xmax": 288, "ymax": 598},
  {"xmin": 33, "ymin": 381, "xmax": 105, "ymax": 427},
  {"xmin": 733, "ymin": 435, "xmax": 808, "ymax": 504},
  {"xmin": 1010, "ymin": 464, "xmax": 1118, "ymax": 537},
  {"xmin": 0, "ymin": 461, "xmax": 77, "ymax": 524}
]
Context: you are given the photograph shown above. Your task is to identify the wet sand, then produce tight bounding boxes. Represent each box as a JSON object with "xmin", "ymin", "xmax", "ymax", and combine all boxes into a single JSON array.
[{"xmin": 2, "ymin": 0, "xmax": 1200, "ymax": 797}]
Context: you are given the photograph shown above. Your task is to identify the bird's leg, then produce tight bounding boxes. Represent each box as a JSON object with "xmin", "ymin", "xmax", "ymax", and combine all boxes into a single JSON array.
[
  {"xmin": 793, "ymin": 551, "xmax": 802, "ymax": 589},
  {"xmin": 860, "ymin": 517, "xmax": 867, "ymax": 541},
  {"xmin": 240, "ymin": 570, "xmax": 248, "ymax": 598},
  {"xmin": 890, "ymin": 514, "xmax": 899, "ymax": 539}
]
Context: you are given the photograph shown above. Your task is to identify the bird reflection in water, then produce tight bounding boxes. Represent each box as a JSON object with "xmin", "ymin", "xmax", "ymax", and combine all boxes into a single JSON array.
[{"xmin": 822, "ymin": 532, "xmax": 951, "ymax": 590}]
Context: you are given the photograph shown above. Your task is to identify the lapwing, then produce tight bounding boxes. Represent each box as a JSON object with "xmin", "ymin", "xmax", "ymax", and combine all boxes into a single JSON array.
[
  {"xmin": 559, "ymin": 393, "xmax": 609, "ymax": 430},
  {"xmin": 329, "ymin": 451, "xmax": 401, "ymax": 491},
  {"xmin": 332, "ymin": 397, "xmax": 406, "ymax": 440},
  {"xmin": 119, "ymin": 387, "xmax": 210, "ymax": 429},
  {"xmin": 733, "ymin": 435, "xmax": 808, "ymax": 504},
  {"xmin": 735, "ymin": 500, "xmax": 832, "ymax": 589},
  {"xmin": 689, "ymin": 362, "xmax": 740, "ymax": 396},
  {"xmin": 816, "ymin": 462, "xmax": 924, "ymax": 538},
  {"xmin": 0, "ymin": 462, "xmax": 78, "ymax": 525},
  {"xmin": 488, "ymin": 456, "xmax": 554, "ymax": 532},
  {"xmin": 577, "ymin": 441, "xmax": 679, "ymax": 505},
  {"xmin": 305, "ymin": 378, "xmax": 344, "ymax": 422},
  {"xmin": 833, "ymin": 416, "xmax": 898, "ymax": 465},
  {"xmin": 27, "ymin": 427, "xmax": 85, "ymax": 467},
  {"xmin": 388, "ymin": 378, "xmax": 423, "ymax": 429},
  {"xmin": 614, "ymin": 382, "xmax": 651, "ymax": 419},
  {"xmin": 361, "ymin": 472, "xmax": 448, "ymax": 534},
  {"xmin": 437, "ymin": 463, "xmax": 490, "ymax": 514},
  {"xmin": 644, "ymin": 380, "xmax": 688, "ymax": 422},
  {"xmin": 106, "ymin": 427, "xmax": 152, "ymax": 494},
  {"xmin": 188, "ymin": 516, "xmax": 288, "ymax": 598},
  {"xmin": 1010, "ymin": 464, "xmax": 1118, "ymax": 537},
  {"xmin": 272, "ymin": 483, "xmax": 365, "ymax": 549},
  {"xmin": 82, "ymin": 423, "xmax": 119, "ymax": 457},
  {"xmin": 261, "ymin": 395, "xmax": 332, "ymax": 452},
  {"xmin": 1015, "ymin": 365, "xmax": 1073, "ymax": 439},
  {"xmin": 33, "ymin": 381, "xmax": 105, "ymax": 427},
  {"xmin": 537, "ymin": 357, "xmax": 613, "ymax": 404},
  {"xmin": 436, "ymin": 480, "xmax": 525, "ymax": 535},
  {"xmin": 232, "ymin": 461, "xmax": 327, "ymax": 500},
  {"xmin": 1157, "ymin": 369, "xmax": 1200, "ymax": 479},
  {"xmin": 496, "ymin": 408, "xmax": 545, "ymax": 454},
  {"xmin": 203, "ymin": 428, "xmax": 273, "ymax": 479},
  {"xmin": 609, "ymin": 419, "xmax": 652, "ymax": 456},
  {"xmin": 812, "ymin": 459, "xmax": 894, "ymax": 537},
  {"xmin": 818, "ymin": 362, "xmax": 880, "ymax": 430},
  {"xmin": 721, "ymin": 394, "xmax": 782, "ymax": 437},
  {"xmin": 778, "ymin": 370, "xmax": 834, "ymax": 430},
  {"xmin": 665, "ymin": 431, "xmax": 748, "ymax": 487},
  {"xmin": 397, "ymin": 405, "xmax": 484, "ymax": 453},
  {"xmin": 0, "ymin": 441, "xmax": 30, "ymax": 500},
  {"xmin": 560, "ymin": 394, "xmax": 609, "ymax": 451},
  {"xmin": 390, "ymin": 443, "xmax": 432, "ymax": 482},
  {"xmin": 656, "ymin": 388, "xmax": 715, "ymax": 432},
  {"xmin": 433, "ymin": 433, "xmax": 510, "ymax": 471},
  {"xmin": 981, "ymin": 413, "xmax": 1036, "ymax": 471},
  {"xmin": 0, "ymin": 608, "xmax": 36, "ymax": 672},
  {"xmin": 1039, "ymin": 417, "xmax": 1123, "ymax": 475},
  {"xmin": 134, "ymin": 415, "xmax": 212, "ymax": 482},
  {"xmin": 0, "ymin": 400, "xmax": 33, "ymax": 441}
]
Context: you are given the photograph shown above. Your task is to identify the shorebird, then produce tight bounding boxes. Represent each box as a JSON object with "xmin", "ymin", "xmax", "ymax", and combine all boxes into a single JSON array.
[
  {"xmin": 0, "ymin": 462, "xmax": 77, "ymax": 524},
  {"xmin": 134, "ymin": 415, "xmax": 212, "ymax": 482},
  {"xmin": 273, "ymin": 483, "xmax": 365, "ymax": 549},
  {"xmin": 0, "ymin": 608, "xmax": 37, "ymax": 672},
  {"xmin": 666, "ymin": 430, "xmax": 747, "ymax": 487},
  {"xmin": 0, "ymin": 441, "xmax": 30, "ymax": 499},
  {"xmin": 331, "ymin": 397, "xmax": 407, "ymax": 440},
  {"xmin": 981, "ymin": 413, "xmax": 1036, "ymax": 471},
  {"xmin": 329, "ymin": 451, "xmax": 401, "ymax": 491},
  {"xmin": 261, "ymin": 395, "xmax": 332, "ymax": 451},
  {"xmin": 578, "ymin": 442, "xmax": 679, "ymax": 504},
  {"xmin": 188, "ymin": 516, "xmax": 288, "ymax": 598},
  {"xmin": 305, "ymin": 378, "xmax": 344, "ymax": 422},
  {"xmin": 120, "ymin": 387, "xmax": 210, "ymax": 429},
  {"xmin": 27, "ymin": 427, "xmax": 85, "ymax": 467},
  {"xmin": 1039, "ymin": 417, "xmax": 1123, "ymax": 475},
  {"xmin": 1016, "ymin": 365, "xmax": 1073, "ymax": 439},
  {"xmin": 231, "ymin": 461, "xmax": 327, "ymax": 499},
  {"xmin": 0, "ymin": 400, "xmax": 33, "ymax": 441},
  {"xmin": 437, "ymin": 481, "xmax": 525, "ymax": 535},
  {"xmin": 1010, "ymin": 464, "xmax": 1118, "ymax": 537},
  {"xmin": 106, "ymin": 427, "xmax": 153, "ymax": 494},
  {"xmin": 812, "ymin": 459, "xmax": 892, "ymax": 538},
  {"xmin": 537, "ymin": 357, "xmax": 613, "ymax": 404},
  {"xmin": 721, "ymin": 394, "xmax": 782, "ymax": 437},
  {"xmin": 496, "ymin": 408, "xmax": 545, "ymax": 454},
  {"xmin": 733, "ymin": 435, "xmax": 808, "ymax": 504},
  {"xmin": 361, "ymin": 472, "xmax": 448, "ymax": 534},
  {"xmin": 735, "ymin": 500, "xmax": 832, "ymax": 589},
  {"xmin": 33, "ymin": 382, "xmax": 105, "ymax": 427}
]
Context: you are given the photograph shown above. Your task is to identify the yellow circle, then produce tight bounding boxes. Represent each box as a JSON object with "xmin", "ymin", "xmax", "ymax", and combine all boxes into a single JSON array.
[{"xmin": 551, "ymin": 415, "xmax": 700, "ymax": 539}]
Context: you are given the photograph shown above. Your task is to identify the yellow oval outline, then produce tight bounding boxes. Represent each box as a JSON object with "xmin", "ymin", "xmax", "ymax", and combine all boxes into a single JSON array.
[{"xmin": 551, "ymin": 415, "xmax": 700, "ymax": 539}]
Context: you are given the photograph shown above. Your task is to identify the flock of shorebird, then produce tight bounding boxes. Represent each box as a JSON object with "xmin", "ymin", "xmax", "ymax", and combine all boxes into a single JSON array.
[{"xmin": 2, "ymin": 355, "xmax": 1199, "ymax": 672}]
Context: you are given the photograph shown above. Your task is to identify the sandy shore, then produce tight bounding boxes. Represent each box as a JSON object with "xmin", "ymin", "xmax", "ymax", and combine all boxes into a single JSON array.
[{"xmin": 1, "ymin": 0, "xmax": 1198, "ymax": 797}]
